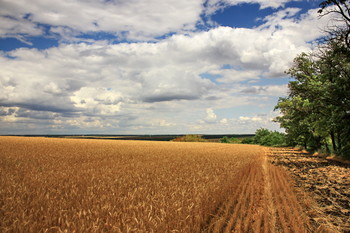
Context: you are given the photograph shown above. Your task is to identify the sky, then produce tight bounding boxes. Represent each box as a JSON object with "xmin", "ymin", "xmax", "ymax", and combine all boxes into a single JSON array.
[{"xmin": 0, "ymin": 0, "xmax": 334, "ymax": 135}]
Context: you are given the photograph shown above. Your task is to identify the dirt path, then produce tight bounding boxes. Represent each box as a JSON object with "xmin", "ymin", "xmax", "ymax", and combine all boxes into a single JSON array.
[{"xmin": 204, "ymin": 147, "xmax": 340, "ymax": 233}]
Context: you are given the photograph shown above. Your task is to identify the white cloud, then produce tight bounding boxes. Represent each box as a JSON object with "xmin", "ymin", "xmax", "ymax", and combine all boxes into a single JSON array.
[
  {"xmin": 0, "ymin": 107, "xmax": 19, "ymax": 122},
  {"xmin": 0, "ymin": 0, "xmax": 326, "ymax": 43},
  {"xmin": 239, "ymin": 116, "xmax": 263, "ymax": 122},
  {"xmin": 214, "ymin": 69, "xmax": 261, "ymax": 83},
  {"xmin": 0, "ymin": 5, "xmax": 338, "ymax": 133},
  {"xmin": 151, "ymin": 119, "xmax": 176, "ymax": 127},
  {"xmin": 191, "ymin": 109, "xmax": 282, "ymax": 134},
  {"xmin": 70, "ymin": 87, "xmax": 123, "ymax": 115},
  {"xmin": 197, "ymin": 108, "xmax": 229, "ymax": 130},
  {"xmin": 240, "ymin": 84, "xmax": 288, "ymax": 96},
  {"xmin": 0, "ymin": 16, "xmax": 44, "ymax": 42},
  {"xmin": 236, "ymin": 111, "xmax": 283, "ymax": 132},
  {"xmin": 204, "ymin": 108, "xmax": 217, "ymax": 123},
  {"xmin": 220, "ymin": 118, "xmax": 228, "ymax": 124},
  {"xmin": 0, "ymin": 0, "xmax": 204, "ymax": 41}
]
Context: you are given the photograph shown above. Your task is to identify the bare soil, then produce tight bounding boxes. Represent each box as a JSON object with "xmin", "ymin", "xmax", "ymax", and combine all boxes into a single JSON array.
[
  {"xmin": 205, "ymin": 148, "xmax": 319, "ymax": 233},
  {"xmin": 268, "ymin": 147, "xmax": 350, "ymax": 233}
]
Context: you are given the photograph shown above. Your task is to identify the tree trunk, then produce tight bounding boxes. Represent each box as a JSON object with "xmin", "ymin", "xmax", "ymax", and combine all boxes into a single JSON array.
[
  {"xmin": 317, "ymin": 136, "xmax": 322, "ymax": 150},
  {"xmin": 331, "ymin": 131, "xmax": 337, "ymax": 152},
  {"xmin": 325, "ymin": 142, "xmax": 330, "ymax": 153},
  {"xmin": 337, "ymin": 133, "xmax": 342, "ymax": 151}
]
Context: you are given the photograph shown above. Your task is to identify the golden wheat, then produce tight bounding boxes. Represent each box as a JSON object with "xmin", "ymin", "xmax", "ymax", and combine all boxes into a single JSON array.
[{"xmin": 0, "ymin": 136, "xmax": 261, "ymax": 232}]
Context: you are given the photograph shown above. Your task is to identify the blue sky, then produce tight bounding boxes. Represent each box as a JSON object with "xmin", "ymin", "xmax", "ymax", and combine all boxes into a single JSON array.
[{"xmin": 0, "ymin": 0, "xmax": 332, "ymax": 134}]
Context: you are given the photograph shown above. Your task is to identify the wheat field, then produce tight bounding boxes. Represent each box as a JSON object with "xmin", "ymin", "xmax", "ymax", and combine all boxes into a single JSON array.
[{"xmin": 0, "ymin": 136, "xmax": 263, "ymax": 232}]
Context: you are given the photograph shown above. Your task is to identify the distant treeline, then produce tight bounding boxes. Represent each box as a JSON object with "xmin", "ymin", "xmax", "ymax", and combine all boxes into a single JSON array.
[{"xmin": 13, "ymin": 134, "xmax": 254, "ymax": 142}]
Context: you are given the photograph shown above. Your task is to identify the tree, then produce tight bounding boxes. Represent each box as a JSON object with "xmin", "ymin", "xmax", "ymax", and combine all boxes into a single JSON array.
[
  {"xmin": 275, "ymin": 96, "xmax": 315, "ymax": 149},
  {"xmin": 274, "ymin": 1, "xmax": 350, "ymax": 158},
  {"xmin": 318, "ymin": 0, "xmax": 350, "ymax": 48},
  {"xmin": 316, "ymin": 41, "xmax": 350, "ymax": 154},
  {"xmin": 242, "ymin": 128, "xmax": 286, "ymax": 147},
  {"xmin": 275, "ymin": 44, "xmax": 350, "ymax": 156}
]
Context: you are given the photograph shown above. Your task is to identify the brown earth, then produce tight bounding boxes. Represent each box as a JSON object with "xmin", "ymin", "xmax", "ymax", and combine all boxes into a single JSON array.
[
  {"xmin": 205, "ymin": 148, "xmax": 323, "ymax": 233},
  {"xmin": 0, "ymin": 137, "xmax": 347, "ymax": 232},
  {"xmin": 268, "ymin": 147, "xmax": 350, "ymax": 233}
]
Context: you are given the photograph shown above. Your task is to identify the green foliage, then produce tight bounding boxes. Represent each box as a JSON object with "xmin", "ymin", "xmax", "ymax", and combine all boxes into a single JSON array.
[
  {"xmin": 241, "ymin": 137, "xmax": 254, "ymax": 144},
  {"xmin": 219, "ymin": 136, "xmax": 242, "ymax": 144},
  {"xmin": 220, "ymin": 136, "xmax": 230, "ymax": 143},
  {"xmin": 172, "ymin": 135, "xmax": 208, "ymax": 142},
  {"xmin": 242, "ymin": 128, "xmax": 286, "ymax": 147},
  {"xmin": 274, "ymin": 40, "xmax": 350, "ymax": 158}
]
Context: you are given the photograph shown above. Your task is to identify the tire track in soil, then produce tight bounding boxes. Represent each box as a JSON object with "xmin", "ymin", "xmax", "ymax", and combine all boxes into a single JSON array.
[{"xmin": 204, "ymin": 148, "xmax": 313, "ymax": 233}]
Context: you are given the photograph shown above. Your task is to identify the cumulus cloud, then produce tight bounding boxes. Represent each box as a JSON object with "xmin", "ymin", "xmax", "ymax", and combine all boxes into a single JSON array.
[
  {"xmin": 70, "ymin": 87, "xmax": 123, "ymax": 115},
  {"xmin": 239, "ymin": 116, "xmax": 263, "ymax": 122},
  {"xmin": 191, "ymin": 109, "xmax": 282, "ymax": 134},
  {"xmin": 0, "ymin": 4, "xmax": 337, "ymax": 133},
  {"xmin": 204, "ymin": 108, "xmax": 217, "ymax": 123},
  {"xmin": 0, "ymin": 16, "xmax": 44, "ymax": 43},
  {"xmin": 209, "ymin": 69, "xmax": 261, "ymax": 83},
  {"xmin": 240, "ymin": 84, "xmax": 288, "ymax": 96},
  {"xmin": 197, "ymin": 108, "xmax": 229, "ymax": 129},
  {"xmin": 1, "ymin": 22, "xmax": 299, "ymax": 114},
  {"xmin": 150, "ymin": 119, "xmax": 176, "ymax": 127},
  {"xmin": 0, "ymin": 0, "xmax": 326, "ymax": 43},
  {"xmin": 0, "ymin": 0, "xmax": 204, "ymax": 41},
  {"xmin": 237, "ymin": 111, "xmax": 283, "ymax": 132}
]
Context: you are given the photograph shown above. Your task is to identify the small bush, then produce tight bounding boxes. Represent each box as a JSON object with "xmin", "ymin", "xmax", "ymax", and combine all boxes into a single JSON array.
[
  {"xmin": 172, "ymin": 135, "xmax": 208, "ymax": 142},
  {"xmin": 241, "ymin": 137, "xmax": 254, "ymax": 144},
  {"xmin": 220, "ymin": 136, "xmax": 243, "ymax": 144},
  {"xmin": 242, "ymin": 128, "xmax": 286, "ymax": 147}
]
